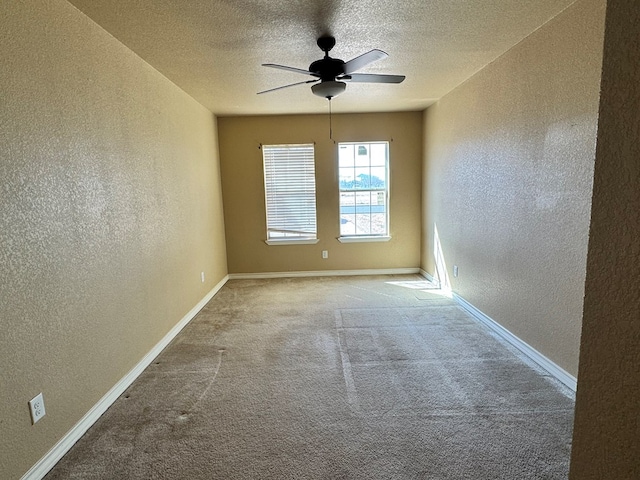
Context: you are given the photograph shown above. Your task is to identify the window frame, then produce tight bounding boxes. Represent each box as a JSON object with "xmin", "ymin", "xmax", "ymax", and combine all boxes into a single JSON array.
[
  {"xmin": 337, "ymin": 141, "xmax": 391, "ymax": 242},
  {"xmin": 262, "ymin": 143, "xmax": 319, "ymax": 246}
]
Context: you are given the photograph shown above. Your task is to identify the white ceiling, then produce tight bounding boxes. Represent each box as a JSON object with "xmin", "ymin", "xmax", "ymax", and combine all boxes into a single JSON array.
[{"xmin": 66, "ymin": 0, "xmax": 576, "ymax": 116}]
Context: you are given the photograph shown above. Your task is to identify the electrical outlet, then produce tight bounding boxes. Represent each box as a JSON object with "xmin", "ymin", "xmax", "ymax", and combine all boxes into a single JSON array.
[
  {"xmin": 453, "ymin": 265, "xmax": 459, "ymax": 278},
  {"xmin": 322, "ymin": 250, "xmax": 328, "ymax": 259},
  {"xmin": 28, "ymin": 393, "xmax": 46, "ymax": 425},
  {"xmin": 201, "ymin": 271, "xmax": 205, "ymax": 283}
]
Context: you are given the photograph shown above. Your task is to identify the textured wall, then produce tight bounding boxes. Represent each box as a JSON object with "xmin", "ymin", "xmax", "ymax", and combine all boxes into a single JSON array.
[
  {"xmin": 0, "ymin": 1, "xmax": 227, "ymax": 478},
  {"xmin": 570, "ymin": 0, "xmax": 640, "ymax": 477},
  {"xmin": 422, "ymin": 0, "xmax": 606, "ymax": 376},
  {"xmin": 218, "ymin": 112, "xmax": 422, "ymax": 274}
]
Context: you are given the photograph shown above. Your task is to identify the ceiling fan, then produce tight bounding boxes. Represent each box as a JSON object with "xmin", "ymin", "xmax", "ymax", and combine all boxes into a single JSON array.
[{"xmin": 258, "ymin": 36, "xmax": 405, "ymax": 100}]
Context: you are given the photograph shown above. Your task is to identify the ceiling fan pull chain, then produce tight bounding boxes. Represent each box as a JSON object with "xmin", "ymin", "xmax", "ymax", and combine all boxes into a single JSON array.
[{"xmin": 329, "ymin": 98, "xmax": 333, "ymax": 140}]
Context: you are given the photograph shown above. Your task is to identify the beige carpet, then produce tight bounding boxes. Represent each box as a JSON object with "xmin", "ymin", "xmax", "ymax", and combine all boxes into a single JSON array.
[{"xmin": 46, "ymin": 275, "xmax": 575, "ymax": 479}]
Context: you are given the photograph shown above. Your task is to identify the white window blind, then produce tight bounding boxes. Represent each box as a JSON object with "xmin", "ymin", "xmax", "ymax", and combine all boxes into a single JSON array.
[{"xmin": 262, "ymin": 144, "xmax": 317, "ymax": 241}]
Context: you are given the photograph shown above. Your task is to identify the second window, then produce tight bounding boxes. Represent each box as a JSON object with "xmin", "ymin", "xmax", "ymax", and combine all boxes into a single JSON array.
[{"xmin": 338, "ymin": 141, "xmax": 389, "ymax": 237}]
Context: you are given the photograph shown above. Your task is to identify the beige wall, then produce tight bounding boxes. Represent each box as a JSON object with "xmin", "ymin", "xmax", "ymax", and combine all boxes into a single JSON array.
[
  {"xmin": 422, "ymin": 0, "xmax": 606, "ymax": 376},
  {"xmin": 0, "ymin": 1, "xmax": 227, "ymax": 478},
  {"xmin": 218, "ymin": 113, "xmax": 422, "ymax": 274},
  {"xmin": 570, "ymin": 0, "xmax": 640, "ymax": 476}
]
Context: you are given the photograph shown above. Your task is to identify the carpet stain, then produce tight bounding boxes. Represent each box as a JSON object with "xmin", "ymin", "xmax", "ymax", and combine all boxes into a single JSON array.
[{"xmin": 190, "ymin": 348, "xmax": 225, "ymax": 410}]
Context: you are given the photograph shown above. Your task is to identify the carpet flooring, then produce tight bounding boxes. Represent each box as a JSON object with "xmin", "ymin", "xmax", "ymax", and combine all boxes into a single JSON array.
[{"xmin": 45, "ymin": 275, "xmax": 575, "ymax": 479}]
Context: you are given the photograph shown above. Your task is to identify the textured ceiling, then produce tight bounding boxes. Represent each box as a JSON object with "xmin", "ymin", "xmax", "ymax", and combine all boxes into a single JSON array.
[{"xmin": 66, "ymin": 0, "xmax": 576, "ymax": 116}]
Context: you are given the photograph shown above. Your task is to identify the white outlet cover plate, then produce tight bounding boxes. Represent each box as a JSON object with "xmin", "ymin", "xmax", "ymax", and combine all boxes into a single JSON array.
[{"xmin": 29, "ymin": 392, "xmax": 46, "ymax": 424}]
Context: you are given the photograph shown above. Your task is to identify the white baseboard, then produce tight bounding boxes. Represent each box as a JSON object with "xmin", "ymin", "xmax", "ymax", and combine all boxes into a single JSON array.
[
  {"xmin": 21, "ymin": 275, "xmax": 229, "ymax": 480},
  {"xmin": 228, "ymin": 268, "xmax": 420, "ymax": 280},
  {"xmin": 453, "ymin": 293, "xmax": 577, "ymax": 392},
  {"xmin": 417, "ymin": 269, "xmax": 576, "ymax": 392},
  {"xmin": 419, "ymin": 269, "xmax": 435, "ymax": 283}
]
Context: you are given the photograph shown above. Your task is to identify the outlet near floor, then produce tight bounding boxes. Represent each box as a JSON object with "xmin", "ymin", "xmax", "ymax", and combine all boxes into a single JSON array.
[
  {"xmin": 28, "ymin": 392, "xmax": 46, "ymax": 425},
  {"xmin": 322, "ymin": 250, "xmax": 328, "ymax": 259}
]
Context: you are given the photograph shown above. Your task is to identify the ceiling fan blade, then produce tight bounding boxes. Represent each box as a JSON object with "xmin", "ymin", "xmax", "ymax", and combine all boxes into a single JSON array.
[
  {"xmin": 343, "ymin": 49, "xmax": 388, "ymax": 74},
  {"xmin": 342, "ymin": 73, "xmax": 406, "ymax": 83},
  {"xmin": 257, "ymin": 79, "xmax": 319, "ymax": 95},
  {"xmin": 262, "ymin": 63, "xmax": 315, "ymax": 76}
]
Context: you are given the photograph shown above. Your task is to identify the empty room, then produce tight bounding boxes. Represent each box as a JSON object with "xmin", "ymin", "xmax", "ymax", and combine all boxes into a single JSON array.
[{"xmin": 1, "ymin": 0, "xmax": 638, "ymax": 479}]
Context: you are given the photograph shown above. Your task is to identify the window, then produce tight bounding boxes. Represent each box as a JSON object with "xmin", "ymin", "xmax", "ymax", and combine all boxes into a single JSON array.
[
  {"xmin": 262, "ymin": 144, "xmax": 318, "ymax": 244},
  {"xmin": 338, "ymin": 142, "xmax": 390, "ymax": 241}
]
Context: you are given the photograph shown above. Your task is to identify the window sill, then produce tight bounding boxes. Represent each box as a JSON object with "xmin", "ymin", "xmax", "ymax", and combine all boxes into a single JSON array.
[
  {"xmin": 337, "ymin": 235, "xmax": 392, "ymax": 243},
  {"xmin": 265, "ymin": 238, "xmax": 319, "ymax": 246}
]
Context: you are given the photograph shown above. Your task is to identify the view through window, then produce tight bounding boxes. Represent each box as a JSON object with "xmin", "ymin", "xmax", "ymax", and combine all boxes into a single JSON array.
[{"xmin": 338, "ymin": 142, "xmax": 389, "ymax": 236}]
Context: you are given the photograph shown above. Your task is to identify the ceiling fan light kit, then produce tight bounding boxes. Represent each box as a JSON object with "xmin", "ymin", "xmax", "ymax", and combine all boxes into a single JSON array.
[
  {"xmin": 258, "ymin": 36, "xmax": 405, "ymax": 100},
  {"xmin": 311, "ymin": 80, "xmax": 346, "ymax": 99}
]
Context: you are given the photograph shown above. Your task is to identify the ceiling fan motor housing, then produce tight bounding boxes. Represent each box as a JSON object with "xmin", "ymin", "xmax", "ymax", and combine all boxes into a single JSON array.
[{"xmin": 308, "ymin": 57, "xmax": 346, "ymax": 81}]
